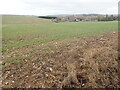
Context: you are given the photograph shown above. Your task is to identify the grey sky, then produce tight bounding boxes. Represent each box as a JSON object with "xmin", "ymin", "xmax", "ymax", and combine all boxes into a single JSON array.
[{"xmin": 0, "ymin": 0, "xmax": 119, "ymax": 16}]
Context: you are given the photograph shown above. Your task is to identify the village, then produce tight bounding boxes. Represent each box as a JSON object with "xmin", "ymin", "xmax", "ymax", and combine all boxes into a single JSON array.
[{"xmin": 51, "ymin": 14, "xmax": 118, "ymax": 22}]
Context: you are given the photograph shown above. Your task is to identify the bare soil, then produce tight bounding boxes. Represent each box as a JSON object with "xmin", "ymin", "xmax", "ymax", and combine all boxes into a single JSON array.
[{"xmin": 2, "ymin": 31, "xmax": 119, "ymax": 88}]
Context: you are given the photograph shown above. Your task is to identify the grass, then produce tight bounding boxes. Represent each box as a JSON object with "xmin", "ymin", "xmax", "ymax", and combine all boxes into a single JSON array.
[{"xmin": 2, "ymin": 15, "xmax": 118, "ymax": 52}]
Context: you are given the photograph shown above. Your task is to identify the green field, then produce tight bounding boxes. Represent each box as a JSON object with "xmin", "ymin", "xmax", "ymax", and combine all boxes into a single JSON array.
[{"xmin": 2, "ymin": 15, "xmax": 118, "ymax": 52}]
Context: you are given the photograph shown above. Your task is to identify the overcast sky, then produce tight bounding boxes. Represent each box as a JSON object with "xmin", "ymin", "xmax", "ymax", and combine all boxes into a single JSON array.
[{"xmin": 0, "ymin": 0, "xmax": 119, "ymax": 16}]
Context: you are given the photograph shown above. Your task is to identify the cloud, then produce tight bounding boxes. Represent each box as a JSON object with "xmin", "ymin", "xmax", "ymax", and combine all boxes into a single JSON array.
[{"xmin": 0, "ymin": 0, "xmax": 119, "ymax": 15}]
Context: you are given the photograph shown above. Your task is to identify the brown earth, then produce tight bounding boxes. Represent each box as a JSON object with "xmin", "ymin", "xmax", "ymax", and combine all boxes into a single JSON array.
[{"xmin": 2, "ymin": 31, "xmax": 119, "ymax": 88}]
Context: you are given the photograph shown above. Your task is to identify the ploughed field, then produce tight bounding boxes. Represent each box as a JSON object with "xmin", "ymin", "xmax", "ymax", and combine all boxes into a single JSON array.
[{"xmin": 2, "ymin": 15, "xmax": 119, "ymax": 88}]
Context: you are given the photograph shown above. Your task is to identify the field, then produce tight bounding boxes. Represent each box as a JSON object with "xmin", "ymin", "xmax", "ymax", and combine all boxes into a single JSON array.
[
  {"xmin": 2, "ymin": 15, "xmax": 117, "ymax": 52},
  {"xmin": 2, "ymin": 15, "xmax": 119, "ymax": 88}
]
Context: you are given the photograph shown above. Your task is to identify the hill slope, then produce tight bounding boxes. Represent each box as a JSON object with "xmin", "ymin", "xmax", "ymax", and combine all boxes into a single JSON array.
[{"xmin": 2, "ymin": 15, "xmax": 51, "ymax": 24}]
